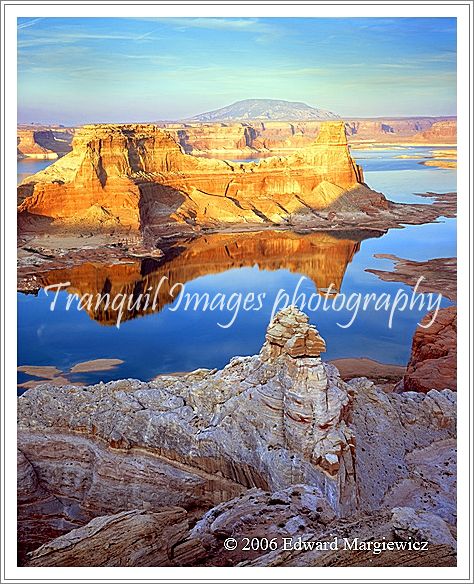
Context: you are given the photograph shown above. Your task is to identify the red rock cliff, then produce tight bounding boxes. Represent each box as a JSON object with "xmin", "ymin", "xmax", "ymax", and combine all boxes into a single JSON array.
[{"xmin": 18, "ymin": 121, "xmax": 376, "ymax": 231}]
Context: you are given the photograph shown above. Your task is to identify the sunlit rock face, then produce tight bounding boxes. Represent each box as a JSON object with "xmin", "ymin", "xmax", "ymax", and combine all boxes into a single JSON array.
[
  {"xmin": 29, "ymin": 230, "xmax": 362, "ymax": 325},
  {"xmin": 169, "ymin": 121, "xmax": 324, "ymax": 154},
  {"xmin": 17, "ymin": 128, "xmax": 74, "ymax": 159},
  {"xmin": 411, "ymin": 120, "xmax": 457, "ymax": 143},
  {"xmin": 18, "ymin": 121, "xmax": 385, "ymax": 230}
]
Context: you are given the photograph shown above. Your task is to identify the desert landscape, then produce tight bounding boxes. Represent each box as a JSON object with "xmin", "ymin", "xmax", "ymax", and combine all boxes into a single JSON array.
[{"xmin": 15, "ymin": 16, "xmax": 457, "ymax": 572}]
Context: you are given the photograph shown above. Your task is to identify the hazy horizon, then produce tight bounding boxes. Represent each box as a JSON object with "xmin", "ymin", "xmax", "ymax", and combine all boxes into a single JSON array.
[{"xmin": 18, "ymin": 17, "xmax": 457, "ymax": 125}]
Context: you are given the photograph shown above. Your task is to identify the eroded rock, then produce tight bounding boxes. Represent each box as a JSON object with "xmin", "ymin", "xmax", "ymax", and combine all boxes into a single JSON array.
[
  {"xmin": 18, "ymin": 121, "xmax": 383, "ymax": 231},
  {"xmin": 25, "ymin": 508, "xmax": 205, "ymax": 567},
  {"xmin": 403, "ymin": 306, "xmax": 457, "ymax": 392},
  {"xmin": 17, "ymin": 307, "xmax": 457, "ymax": 567}
]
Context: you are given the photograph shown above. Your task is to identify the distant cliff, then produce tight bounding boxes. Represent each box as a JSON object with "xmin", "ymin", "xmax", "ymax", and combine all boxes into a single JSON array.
[
  {"xmin": 17, "ymin": 127, "xmax": 74, "ymax": 159},
  {"xmin": 18, "ymin": 121, "xmax": 387, "ymax": 232},
  {"xmin": 162, "ymin": 117, "xmax": 456, "ymax": 156},
  {"xmin": 410, "ymin": 120, "xmax": 457, "ymax": 144}
]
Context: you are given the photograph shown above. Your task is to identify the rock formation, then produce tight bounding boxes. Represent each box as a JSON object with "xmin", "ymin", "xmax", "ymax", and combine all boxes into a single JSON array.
[
  {"xmin": 345, "ymin": 118, "xmax": 456, "ymax": 144},
  {"xmin": 411, "ymin": 120, "xmax": 457, "ymax": 144},
  {"xmin": 25, "ymin": 508, "xmax": 205, "ymax": 567},
  {"xmin": 17, "ymin": 127, "xmax": 74, "ymax": 159},
  {"xmin": 171, "ymin": 121, "xmax": 325, "ymax": 156},
  {"xmin": 18, "ymin": 307, "xmax": 456, "ymax": 566},
  {"xmin": 403, "ymin": 306, "xmax": 457, "ymax": 392},
  {"xmin": 367, "ymin": 255, "xmax": 457, "ymax": 303},
  {"xmin": 167, "ymin": 117, "xmax": 456, "ymax": 156},
  {"xmin": 366, "ymin": 255, "xmax": 457, "ymax": 393},
  {"xmin": 18, "ymin": 121, "xmax": 392, "ymax": 232},
  {"xmin": 17, "ymin": 117, "xmax": 456, "ymax": 164}
]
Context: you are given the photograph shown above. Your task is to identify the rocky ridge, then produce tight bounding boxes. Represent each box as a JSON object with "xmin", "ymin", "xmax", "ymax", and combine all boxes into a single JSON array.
[
  {"xmin": 18, "ymin": 306, "xmax": 456, "ymax": 567},
  {"xmin": 167, "ymin": 118, "xmax": 456, "ymax": 157},
  {"xmin": 17, "ymin": 127, "xmax": 74, "ymax": 159},
  {"xmin": 18, "ymin": 121, "xmax": 390, "ymax": 233}
]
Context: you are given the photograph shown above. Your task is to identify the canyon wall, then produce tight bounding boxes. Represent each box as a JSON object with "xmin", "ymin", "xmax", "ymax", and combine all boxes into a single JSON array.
[
  {"xmin": 17, "ymin": 127, "xmax": 74, "ymax": 159},
  {"xmin": 410, "ymin": 120, "xmax": 457, "ymax": 144},
  {"xmin": 164, "ymin": 117, "xmax": 456, "ymax": 155},
  {"xmin": 19, "ymin": 121, "xmax": 382, "ymax": 231},
  {"xmin": 17, "ymin": 117, "xmax": 456, "ymax": 162}
]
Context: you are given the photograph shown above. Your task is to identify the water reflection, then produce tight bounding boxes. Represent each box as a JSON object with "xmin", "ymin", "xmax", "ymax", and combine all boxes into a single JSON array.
[{"xmin": 33, "ymin": 230, "xmax": 374, "ymax": 326}]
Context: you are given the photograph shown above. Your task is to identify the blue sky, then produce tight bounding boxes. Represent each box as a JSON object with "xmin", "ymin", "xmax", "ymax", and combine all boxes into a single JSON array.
[{"xmin": 17, "ymin": 17, "xmax": 456, "ymax": 125}]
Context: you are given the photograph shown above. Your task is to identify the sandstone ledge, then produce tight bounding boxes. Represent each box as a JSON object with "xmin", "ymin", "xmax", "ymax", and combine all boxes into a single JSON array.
[{"xmin": 17, "ymin": 307, "xmax": 456, "ymax": 567}]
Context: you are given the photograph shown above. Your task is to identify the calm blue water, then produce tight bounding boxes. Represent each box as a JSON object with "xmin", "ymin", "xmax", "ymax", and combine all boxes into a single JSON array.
[
  {"xmin": 17, "ymin": 159, "xmax": 54, "ymax": 184},
  {"xmin": 17, "ymin": 148, "xmax": 456, "ymax": 388},
  {"xmin": 351, "ymin": 146, "xmax": 456, "ymax": 204}
]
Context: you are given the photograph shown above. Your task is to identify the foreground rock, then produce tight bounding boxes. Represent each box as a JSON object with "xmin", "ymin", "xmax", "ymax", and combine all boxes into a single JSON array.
[
  {"xmin": 403, "ymin": 306, "xmax": 457, "ymax": 392},
  {"xmin": 329, "ymin": 358, "xmax": 406, "ymax": 391},
  {"xmin": 17, "ymin": 307, "xmax": 456, "ymax": 566},
  {"xmin": 25, "ymin": 508, "xmax": 205, "ymax": 567}
]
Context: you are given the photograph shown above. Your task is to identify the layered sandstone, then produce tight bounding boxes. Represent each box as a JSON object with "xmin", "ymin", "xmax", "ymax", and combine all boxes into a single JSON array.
[
  {"xmin": 191, "ymin": 496, "xmax": 456, "ymax": 567},
  {"xmin": 25, "ymin": 508, "xmax": 204, "ymax": 567},
  {"xmin": 18, "ymin": 307, "xmax": 456, "ymax": 566},
  {"xmin": 17, "ymin": 128, "xmax": 74, "ymax": 159},
  {"xmin": 17, "ymin": 117, "xmax": 455, "ymax": 164},
  {"xmin": 164, "ymin": 117, "xmax": 457, "ymax": 155},
  {"xmin": 412, "ymin": 120, "xmax": 457, "ymax": 144},
  {"xmin": 169, "ymin": 121, "xmax": 323, "ymax": 155},
  {"xmin": 18, "ymin": 121, "xmax": 385, "ymax": 232}
]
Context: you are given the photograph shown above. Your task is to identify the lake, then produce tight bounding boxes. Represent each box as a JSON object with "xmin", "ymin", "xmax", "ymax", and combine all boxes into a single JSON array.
[
  {"xmin": 17, "ymin": 158, "xmax": 56, "ymax": 184},
  {"xmin": 17, "ymin": 146, "xmax": 456, "ymax": 389}
]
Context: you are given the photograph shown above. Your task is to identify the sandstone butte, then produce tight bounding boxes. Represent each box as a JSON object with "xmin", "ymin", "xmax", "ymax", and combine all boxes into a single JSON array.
[
  {"xmin": 18, "ymin": 121, "xmax": 392, "ymax": 231},
  {"xmin": 17, "ymin": 117, "xmax": 456, "ymax": 161},
  {"xmin": 18, "ymin": 307, "xmax": 456, "ymax": 567}
]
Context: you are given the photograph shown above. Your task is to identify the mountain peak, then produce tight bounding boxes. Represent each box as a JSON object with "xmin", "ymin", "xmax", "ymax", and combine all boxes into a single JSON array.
[{"xmin": 187, "ymin": 98, "xmax": 340, "ymax": 122}]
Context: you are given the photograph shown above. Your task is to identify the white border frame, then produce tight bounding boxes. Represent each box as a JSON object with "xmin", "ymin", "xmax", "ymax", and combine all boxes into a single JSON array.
[{"xmin": 1, "ymin": 2, "xmax": 472, "ymax": 582}]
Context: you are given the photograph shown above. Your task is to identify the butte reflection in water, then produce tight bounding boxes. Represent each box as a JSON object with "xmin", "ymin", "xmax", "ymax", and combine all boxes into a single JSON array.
[{"xmin": 32, "ymin": 230, "xmax": 381, "ymax": 326}]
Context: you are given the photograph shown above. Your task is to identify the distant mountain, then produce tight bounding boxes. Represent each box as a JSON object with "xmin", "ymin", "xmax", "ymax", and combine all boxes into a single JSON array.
[{"xmin": 187, "ymin": 99, "xmax": 340, "ymax": 122}]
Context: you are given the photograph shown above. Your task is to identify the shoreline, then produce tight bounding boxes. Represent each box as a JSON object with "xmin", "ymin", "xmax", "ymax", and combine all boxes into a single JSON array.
[{"xmin": 17, "ymin": 190, "xmax": 457, "ymax": 292}]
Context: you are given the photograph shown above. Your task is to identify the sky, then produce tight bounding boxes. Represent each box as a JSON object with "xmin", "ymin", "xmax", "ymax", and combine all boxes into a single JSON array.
[{"xmin": 17, "ymin": 17, "xmax": 457, "ymax": 125}]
